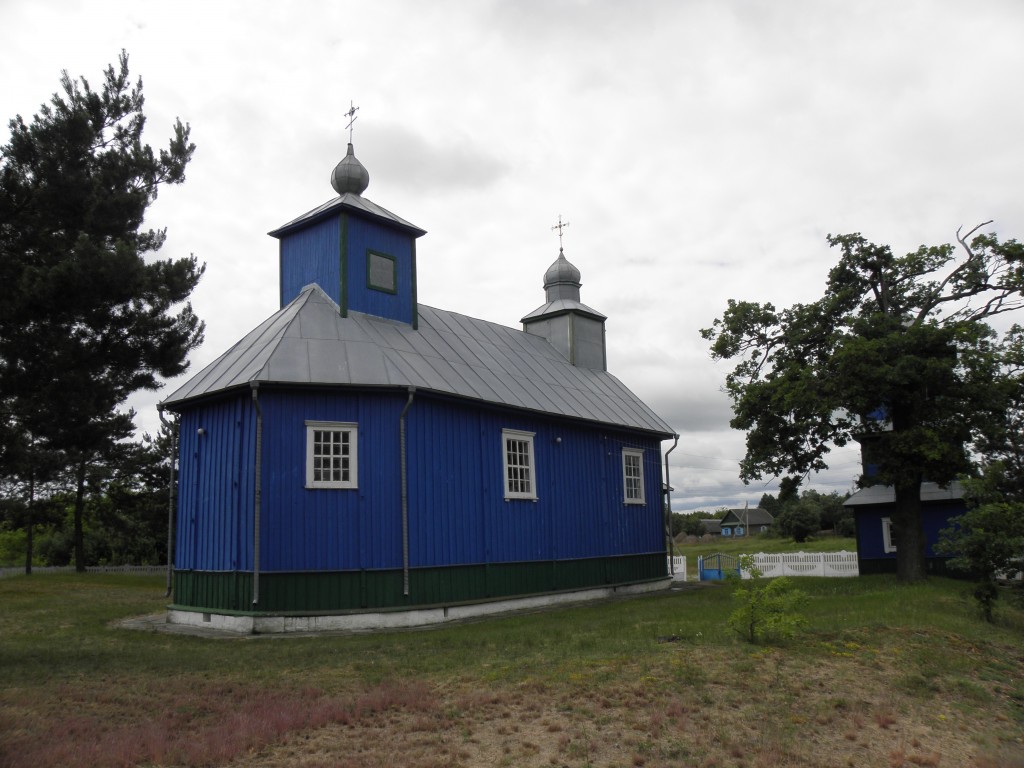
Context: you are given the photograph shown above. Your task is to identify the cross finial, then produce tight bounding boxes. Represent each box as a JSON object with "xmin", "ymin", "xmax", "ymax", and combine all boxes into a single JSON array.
[
  {"xmin": 551, "ymin": 215, "xmax": 570, "ymax": 252},
  {"xmin": 345, "ymin": 101, "xmax": 360, "ymax": 143}
]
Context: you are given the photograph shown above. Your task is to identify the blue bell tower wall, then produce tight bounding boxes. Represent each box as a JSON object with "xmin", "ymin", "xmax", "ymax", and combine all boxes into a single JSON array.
[
  {"xmin": 278, "ymin": 212, "xmax": 417, "ymax": 326},
  {"xmin": 279, "ymin": 215, "xmax": 342, "ymax": 310}
]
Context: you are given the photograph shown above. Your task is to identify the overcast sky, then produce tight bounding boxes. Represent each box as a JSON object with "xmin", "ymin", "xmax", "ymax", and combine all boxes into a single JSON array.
[{"xmin": 3, "ymin": 1, "xmax": 1023, "ymax": 514}]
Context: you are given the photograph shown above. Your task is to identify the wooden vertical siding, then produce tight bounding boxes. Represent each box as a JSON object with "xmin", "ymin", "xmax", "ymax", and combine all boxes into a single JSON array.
[
  {"xmin": 853, "ymin": 501, "xmax": 967, "ymax": 575},
  {"xmin": 174, "ymin": 395, "xmax": 255, "ymax": 571},
  {"xmin": 257, "ymin": 389, "xmax": 405, "ymax": 571},
  {"xmin": 277, "ymin": 213, "xmax": 416, "ymax": 324},
  {"xmin": 343, "ymin": 215, "xmax": 416, "ymax": 324},
  {"xmin": 279, "ymin": 215, "xmax": 341, "ymax": 309},
  {"xmin": 173, "ymin": 387, "xmax": 667, "ymax": 609},
  {"xmin": 854, "ymin": 506, "xmax": 891, "ymax": 561},
  {"xmin": 252, "ymin": 390, "xmax": 664, "ymax": 572}
]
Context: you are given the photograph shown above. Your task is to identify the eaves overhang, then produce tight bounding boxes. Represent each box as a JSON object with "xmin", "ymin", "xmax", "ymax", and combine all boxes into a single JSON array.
[
  {"xmin": 163, "ymin": 380, "xmax": 674, "ymax": 440},
  {"xmin": 521, "ymin": 299, "xmax": 607, "ymax": 324},
  {"xmin": 160, "ymin": 284, "xmax": 674, "ymax": 438},
  {"xmin": 843, "ymin": 481, "xmax": 966, "ymax": 506},
  {"xmin": 268, "ymin": 193, "xmax": 426, "ymax": 239}
]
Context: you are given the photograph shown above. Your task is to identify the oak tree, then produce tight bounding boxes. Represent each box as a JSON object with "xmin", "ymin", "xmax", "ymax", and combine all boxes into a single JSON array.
[
  {"xmin": 938, "ymin": 324, "xmax": 1024, "ymax": 617},
  {"xmin": 703, "ymin": 224, "xmax": 1024, "ymax": 581}
]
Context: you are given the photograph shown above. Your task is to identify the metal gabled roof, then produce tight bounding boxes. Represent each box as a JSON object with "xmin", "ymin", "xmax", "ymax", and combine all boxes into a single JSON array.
[
  {"xmin": 521, "ymin": 298, "xmax": 607, "ymax": 322},
  {"xmin": 720, "ymin": 507, "xmax": 774, "ymax": 526},
  {"xmin": 267, "ymin": 193, "xmax": 426, "ymax": 239},
  {"xmin": 162, "ymin": 284, "xmax": 674, "ymax": 437},
  {"xmin": 843, "ymin": 481, "xmax": 965, "ymax": 506}
]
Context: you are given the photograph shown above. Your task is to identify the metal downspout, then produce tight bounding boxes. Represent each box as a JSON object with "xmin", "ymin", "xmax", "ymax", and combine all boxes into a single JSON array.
[
  {"xmin": 664, "ymin": 435, "xmax": 679, "ymax": 577},
  {"xmin": 251, "ymin": 384, "xmax": 263, "ymax": 607},
  {"xmin": 157, "ymin": 407, "xmax": 178, "ymax": 599},
  {"xmin": 399, "ymin": 387, "xmax": 416, "ymax": 596}
]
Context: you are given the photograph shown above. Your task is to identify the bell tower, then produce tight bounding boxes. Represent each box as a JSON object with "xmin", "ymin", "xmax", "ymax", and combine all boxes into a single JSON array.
[
  {"xmin": 521, "ymin": 217, "xmax": 607, "ymax": 370},
  {"xmin": 268, "ymin": 103, "xmax": 426, "ymax": 326}
]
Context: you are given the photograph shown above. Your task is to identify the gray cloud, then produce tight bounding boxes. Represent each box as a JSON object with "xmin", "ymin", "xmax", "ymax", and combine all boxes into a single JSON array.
[{"xmin": 8, "ymin": 0, "xmax": 1022, "ymax": 517}]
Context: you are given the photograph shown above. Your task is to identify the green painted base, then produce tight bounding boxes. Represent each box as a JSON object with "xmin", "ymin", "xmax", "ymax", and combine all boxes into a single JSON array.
[{"xmin": 171, "ymin": 553, "xmax": 667, "ymax": 614}]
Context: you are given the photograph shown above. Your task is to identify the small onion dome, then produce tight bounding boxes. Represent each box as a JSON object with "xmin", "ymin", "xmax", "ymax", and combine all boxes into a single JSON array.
[
  {"xmin": 543, "ymin": 249, "xmax": 582, "ymax": 288},
  {"xmin": 331, "ymin": 143, "xmax": 370, "ymax": 195}
]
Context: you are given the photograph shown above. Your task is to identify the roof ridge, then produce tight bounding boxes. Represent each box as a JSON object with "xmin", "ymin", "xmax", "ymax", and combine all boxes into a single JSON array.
[{"xmin": 249, "ymin": 287, "xmax": 328, "ymax": 383}]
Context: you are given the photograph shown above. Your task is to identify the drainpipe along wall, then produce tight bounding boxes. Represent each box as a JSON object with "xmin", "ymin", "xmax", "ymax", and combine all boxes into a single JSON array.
[
  {"xmin": 664, "ymin": 435, "xmax": 679, "ymax": 577},
  {"xmin": 399, "ymin": 387, "xmax": 416, "ymax": 596},
  {"xmin": 251, "ymin": 384, "xmax": 263, "ymax": 607}
]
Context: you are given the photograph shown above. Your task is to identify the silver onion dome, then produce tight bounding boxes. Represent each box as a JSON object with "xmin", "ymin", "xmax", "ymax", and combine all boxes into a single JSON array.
[
  {"xmin": 542, "ymin": 249, "xmax": 583, "ymax": 302},
  {"xmin": 331, "ymin": 143, "xmax": 370, "ymax": 196},
  {"xmin": 544, "ymin": 249, "xmax": 582, "ymax": 288}
]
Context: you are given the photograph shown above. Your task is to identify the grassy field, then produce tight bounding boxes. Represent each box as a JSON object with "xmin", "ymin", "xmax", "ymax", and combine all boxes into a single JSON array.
[{"xmin": 1, "ymin": 572, "xmax": 1022, "ymax": 768}]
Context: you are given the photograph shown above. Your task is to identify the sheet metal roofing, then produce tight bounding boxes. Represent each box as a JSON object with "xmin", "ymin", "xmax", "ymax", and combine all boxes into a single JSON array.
[
  {"xmin": 844, "ymin": 481, "xmax": 965, "ymax": 506},
  {"xmin": 521, "ymin": 298, "xmax": 607, "ymax": 322},
  {"xmin": 162, "ymin": 284, "xmax": 675, "ymax": 436},
  {"xmin": 267, "ymin": 193, "xmax": 426, "ymax": 239}
]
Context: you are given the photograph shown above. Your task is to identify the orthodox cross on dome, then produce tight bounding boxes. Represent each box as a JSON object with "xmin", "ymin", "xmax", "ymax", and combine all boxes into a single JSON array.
[
  {"xmin": 551, "ymin": 215, "xmax": 570, "ymax": 251},
  {"xmin": 345, "ymin": 101, "xmax": 360, "ymax": 143}
]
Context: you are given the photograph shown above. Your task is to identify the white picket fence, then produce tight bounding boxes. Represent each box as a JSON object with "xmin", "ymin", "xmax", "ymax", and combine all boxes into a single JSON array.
[
  {"xmin": 668, "ymin": 556, "xmax": 687, "ymax": 580},
  {"xmin": 740, "ymin": 551, "xmax": 859, "ymax": 579}
]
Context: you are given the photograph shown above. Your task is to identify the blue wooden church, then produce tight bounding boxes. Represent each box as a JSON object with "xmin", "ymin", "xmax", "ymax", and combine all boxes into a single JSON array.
[{"xmin": 161, "ymin": 133, "xmax": 677, "ymax": 632}]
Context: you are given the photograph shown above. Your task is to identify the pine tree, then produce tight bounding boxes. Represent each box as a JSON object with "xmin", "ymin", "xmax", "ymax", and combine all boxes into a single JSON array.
[{"xmin": 0, "ymin": 51, "xmax": 204, "ymax": 571}]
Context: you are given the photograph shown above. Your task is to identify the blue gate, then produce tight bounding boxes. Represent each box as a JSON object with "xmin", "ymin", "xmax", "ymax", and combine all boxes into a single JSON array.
[{"xmin": 698, "ymin": 553, "xmax": 741, "ymax": 581}]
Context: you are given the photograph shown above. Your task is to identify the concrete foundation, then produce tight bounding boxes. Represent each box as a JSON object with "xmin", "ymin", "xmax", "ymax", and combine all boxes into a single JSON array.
[{"xmin": 165, "ymin": 577, "xmax": 672, "ymax": 635}]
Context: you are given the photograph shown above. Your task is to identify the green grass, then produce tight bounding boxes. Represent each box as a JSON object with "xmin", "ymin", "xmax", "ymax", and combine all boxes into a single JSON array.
[{"xmin": 1, "ymin": 572, "xmax": 1022, "ymax": 767}]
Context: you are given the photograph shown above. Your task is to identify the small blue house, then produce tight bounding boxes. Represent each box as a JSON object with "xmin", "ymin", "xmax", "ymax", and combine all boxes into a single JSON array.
[
  {"xmin": 161, "ymin": 138, "xmax": 676, "ymax": 632},
  {"xmin": 719, "ymin": 507, "xmax": 773, "ymax": 538}
]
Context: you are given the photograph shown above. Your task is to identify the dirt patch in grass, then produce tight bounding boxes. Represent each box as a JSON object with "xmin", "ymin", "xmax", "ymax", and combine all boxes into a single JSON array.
[
  {"xmin": 2, "ymin": 576, "xmax": 1021, "ymax": 768},
  {"xmin": 2, "ymin": 635, "xmax": 1020, "ymax": 768},
  {"xmin": 231, "ymin": 639, "xmax": 1017, "ymax": 768}
]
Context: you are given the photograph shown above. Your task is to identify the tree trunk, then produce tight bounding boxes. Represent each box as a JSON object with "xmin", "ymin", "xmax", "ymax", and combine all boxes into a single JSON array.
[
  {"xmin": 74, "ymin": 458, "xmax": 87, "ymax": 573},
  {"xmin": 892, "ymin": 476, "xmax": 928, "ymax": 582},
  {"xmin": 25, "ymin": 470, "xmax": 34, "ymax": 576}
]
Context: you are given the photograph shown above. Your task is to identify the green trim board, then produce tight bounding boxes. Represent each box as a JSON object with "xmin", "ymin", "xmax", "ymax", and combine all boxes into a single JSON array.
[
  {"xmin": 411, "ymin": 239, "xmax": 418, "ymax": 329},
  {"xmin": 171, "ymin": 553, "xmax": 667, "ymax": 614},
  {"xmin": 339, "ymin": 213, "xmax": 348, "ymax": 317}
]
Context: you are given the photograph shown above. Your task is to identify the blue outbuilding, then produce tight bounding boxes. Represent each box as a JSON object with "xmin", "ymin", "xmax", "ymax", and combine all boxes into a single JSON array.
[
  {"xmin": 845, "ymin": 482, "xmax": 966, "ymax": 575},
  {"xmin": 161, "ymin": 138, "xmax": 677, "ymax": 632},
  {"xmin": 844, "ymin": 418, "xmax": 966, "ymax": 575}
]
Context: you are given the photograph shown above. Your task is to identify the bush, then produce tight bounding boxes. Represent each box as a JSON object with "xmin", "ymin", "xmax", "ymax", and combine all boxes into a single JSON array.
[
  {"xmin": 728, "ymin": 556, "xmax": 808, "ymax": 644},
  {"xmin": 938, "ymin": 498, "xmax": 1024, "ymax": 622}
]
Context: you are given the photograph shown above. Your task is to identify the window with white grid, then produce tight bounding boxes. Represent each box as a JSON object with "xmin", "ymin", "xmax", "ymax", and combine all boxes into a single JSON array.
[
  {"xmin": 306, "ymin": 421, "xmax": 358, "ymax": 489},
  {"xmin": 622, "ymin": 448, "xmax": 645, "ymax": 504},
  {"xmin": 502, "ymin": 429, "xmax": 537, "ymax": 500}
]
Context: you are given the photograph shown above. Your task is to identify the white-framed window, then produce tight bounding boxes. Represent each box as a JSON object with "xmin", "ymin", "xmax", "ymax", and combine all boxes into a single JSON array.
[
  {"xmin": 306, "ymin": 421, "xmax": 358, "ymax": 489},
  {"xmin": 881, "ymin": 517, "xmax": 897, "ymax": 553},
  {"xmin": 502, "ymin": 429, "xmax": 537, "ymax": 500},
  {"xmin": 622, "ymin": 448, "xmax": 645, "ymax": 504}
]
